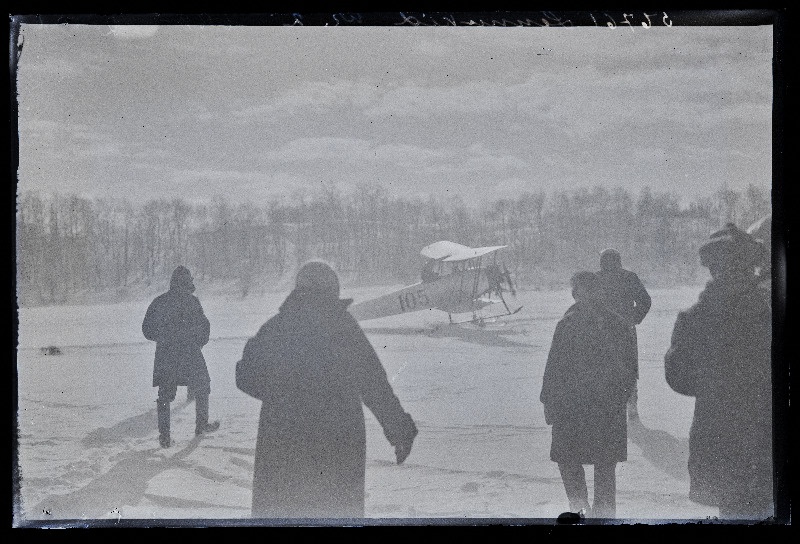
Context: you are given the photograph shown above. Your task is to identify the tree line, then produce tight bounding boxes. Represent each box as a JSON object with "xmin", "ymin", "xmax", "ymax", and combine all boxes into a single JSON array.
[{"xmin": 15, "ymin": 183, "xmax": 771, "ymax": 306}]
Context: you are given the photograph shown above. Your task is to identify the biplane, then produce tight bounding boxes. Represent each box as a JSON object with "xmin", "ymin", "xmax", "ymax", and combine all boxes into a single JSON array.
[{"xmin": 348, "ymin": 241, "xmax": 522, "ymax": 325}]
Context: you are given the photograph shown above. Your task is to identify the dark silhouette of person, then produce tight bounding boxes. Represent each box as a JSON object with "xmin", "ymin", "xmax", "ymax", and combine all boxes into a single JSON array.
[
  {"xmin": 421, "ymin": 258, "xmax": 440, "ymax": 283},
  {"xmin": 142, "ymin": 266, "xmax": 219, "ymax": 448},
  {"xmin": 664, "ymin": 223, "xmax": 772, "ymax": 520},
  {"xmin": 540, "ymin": 271, "xmax": 635, "ymax": 519},
  {"xmin": 235, "ymin": 260, "xmax": 418, "ymax": 519},
  {"xmin": 596, "ymin": 248, "xmax": 651, "ymax": 424}
]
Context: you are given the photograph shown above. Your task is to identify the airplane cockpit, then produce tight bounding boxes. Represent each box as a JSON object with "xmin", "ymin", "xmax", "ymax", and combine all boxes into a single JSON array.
[{"xmin": 421, "ymin": 258, "xmax": 440, "ymax": 283}]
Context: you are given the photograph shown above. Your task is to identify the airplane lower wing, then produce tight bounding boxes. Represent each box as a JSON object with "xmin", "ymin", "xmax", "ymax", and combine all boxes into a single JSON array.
[
  {"xmin": 348, "ymin": 269, "xmax": 488, "ymax": 321},
  {"xmin": 348, "ymin": 282, "xmax": 437, "ymax": 321}
]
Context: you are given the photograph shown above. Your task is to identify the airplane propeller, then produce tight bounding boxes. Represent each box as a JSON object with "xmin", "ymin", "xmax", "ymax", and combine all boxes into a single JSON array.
[
  {"xmin": 501, "ymin": 264, "xmax": 516, "ymax": 297},
  {"xmin": 485, "ymin": 263, "xmax": 516, "ymax": 298}
]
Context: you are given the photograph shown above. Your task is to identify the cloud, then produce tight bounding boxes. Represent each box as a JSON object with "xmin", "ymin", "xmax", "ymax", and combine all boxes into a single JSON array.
[
  {"xmin": 169, "ymin": 168, "xmax": 273, "ymax": 185},
  {"xmin": 371, "ymin": 143, "xmax": 447, "ymax": 167},
  {"xmin": 365, "ymin": 81, "xmax": 508, "ymax": 118},
  {"xmin": 108, "ymin": 26, "xmax": 159, "ymax": 40},
  {"xmin": 161, "ymin": 169, "xmax": 308, "ymax": 204},
  {"xmin": 15, "ymin": 24, "xmax": 773, "ymax": 207},
  {"xmin": 232, "ymin": 80, "xmax": 382, "ymax": 121},
  {"xmin": 19, "ymin": 119, "xmax": 128, "ymax": 162},
  {"xmin": 265, "ymin": 137, "xmax": 373, "ymax": 162},
  {"xmin": 262, "ymin": 137, "xmax": 527, "ymax": 176},
  {"xmin": 16, "ymin": 55, "xmax": 83, "ymax": 78}
]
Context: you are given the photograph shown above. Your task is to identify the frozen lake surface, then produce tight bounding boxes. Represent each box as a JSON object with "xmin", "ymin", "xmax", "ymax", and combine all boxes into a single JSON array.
[{"xmin": 15, "ymin": 285, "xmax": 727, "ymax": 524}]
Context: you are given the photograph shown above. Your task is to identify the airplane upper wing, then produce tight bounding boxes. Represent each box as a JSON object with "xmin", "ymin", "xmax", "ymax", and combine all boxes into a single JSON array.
[
  {"xmin": 442, "ymin": 245, "xmax": 507, "ymax": 262},
  {"xmin": 420, "ymin": 241, "xmax": 507, "ymax": 262},
  {"xmin": 420, "ymin": 241, "xmax": 472, "ymax": 260}
]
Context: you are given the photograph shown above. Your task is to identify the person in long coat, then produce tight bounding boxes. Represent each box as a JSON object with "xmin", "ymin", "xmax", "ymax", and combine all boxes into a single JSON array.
[
  {"xmin": 236, "ymin": 260, "xmax": 418, "ymax": 519},
  {"xmin": 665, "ymin": 223, "xmax": 772, "ymax": 520},
  {"xmin": 596, "ymin": 248, "xmax": 651, "ymax": 424},
  {"xmin": 540, "ymin": 271, "xmax": 635, "ymax": 519},
  {"xmin": 142, "ymin": 266, "xmax": 219, "ymax": 448}
]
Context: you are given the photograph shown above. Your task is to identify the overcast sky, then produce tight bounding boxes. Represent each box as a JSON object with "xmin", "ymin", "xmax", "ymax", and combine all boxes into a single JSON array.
[{"xmin": 14, "ymin": 19, "xmax": 774, "ymax": 208}]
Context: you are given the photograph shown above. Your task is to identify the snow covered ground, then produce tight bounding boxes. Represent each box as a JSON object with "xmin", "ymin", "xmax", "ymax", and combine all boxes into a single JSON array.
[{"xmin": 14, "ymin": 285, "xmax": 747, "ymax": 526}]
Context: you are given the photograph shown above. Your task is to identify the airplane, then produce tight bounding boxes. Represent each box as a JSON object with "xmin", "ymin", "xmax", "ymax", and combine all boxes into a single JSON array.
[{"xmin": 348, "ymin": 241, "xmax": 522, "ymax": 325}]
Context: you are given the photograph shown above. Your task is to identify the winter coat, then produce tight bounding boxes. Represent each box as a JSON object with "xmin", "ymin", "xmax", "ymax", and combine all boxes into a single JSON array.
[
  {"xmin": 664, "ymin": 276, "xmax": 772, "ymax": 516},
  {"xmin": 235, "ymin": 288, "xmax": 417, "ymax": 519},
  {"xmin": 540, "ymin": 300, "xmax": 636, "ymax": 464},
  {"xmin": 597, "ymin": 269, "xmax": 651, "ymax": 378},
  {"xmin": 142, "ymin": 287, "xmax": 211, "ymax": 391}
]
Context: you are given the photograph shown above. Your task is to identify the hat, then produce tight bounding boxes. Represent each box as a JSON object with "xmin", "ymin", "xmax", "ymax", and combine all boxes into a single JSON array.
[
  {"xmin": 599, "ymin": 248, "xmax": 622, "ymax": 271},
  {"xmin": 170, "ymin": 266, "xmax": 195, "ymax": 292},
  {"xmin": 699, "ymin": 223, "xmax": 766, "ymax": 270},
  {"xmin": 295, "ymin": 261, "xmax": 340, "ymax": 297}
]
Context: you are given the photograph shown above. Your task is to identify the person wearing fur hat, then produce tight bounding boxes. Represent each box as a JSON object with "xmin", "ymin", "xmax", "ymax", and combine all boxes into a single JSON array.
[
  {"xmin": 664, "ymin": 223, "xmax": 772, "ymax": 519},
  {"xmin": 596, "ymin": 248, "xmax": 651, "ymax": 425},
  {"xmin": 235, "ymin": 260, "xmax": 418, "ymax": 519},
  {"xmin": 142, "ymin": 266, "xmax": 219, "ymax": 448}
]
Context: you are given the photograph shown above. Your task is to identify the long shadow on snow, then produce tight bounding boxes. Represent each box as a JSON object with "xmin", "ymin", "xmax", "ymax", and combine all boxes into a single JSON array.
[
  {"xmin": 628, "ymin": 419, "xmax": 690, "ymax": 481},
  {"xmin": 363, "ymin": 324, "xmax": 533, "ymax": 348},
  {"xmin": 82, "ymin": 399, "xmax": 194, "ymax": 448},
  {"xmin": 29, "ymin": 434, "xmax": 241, "ymax": 520}
]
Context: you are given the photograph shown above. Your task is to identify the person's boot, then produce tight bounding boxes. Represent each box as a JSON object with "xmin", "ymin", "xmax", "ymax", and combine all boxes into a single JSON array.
[
  {"xmin": 195, "ymin": 394, "xmax": 220, "ymax": 435},
  {"xmin": 592, "ymin": 463, "xmax": 617, "ymax": 519},
  {"xmin": 157, "ymin": 400, "xmax": 172, "ymax": 448},
  {"xmin": 592, "ymin": 502, "xmax": 616, "ymax": 519}
]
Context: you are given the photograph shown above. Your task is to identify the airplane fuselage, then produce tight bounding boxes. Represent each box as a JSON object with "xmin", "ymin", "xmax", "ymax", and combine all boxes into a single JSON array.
[{"xmin": 348, "ymin": 267, "xmax": 494, "ymax": 321}]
